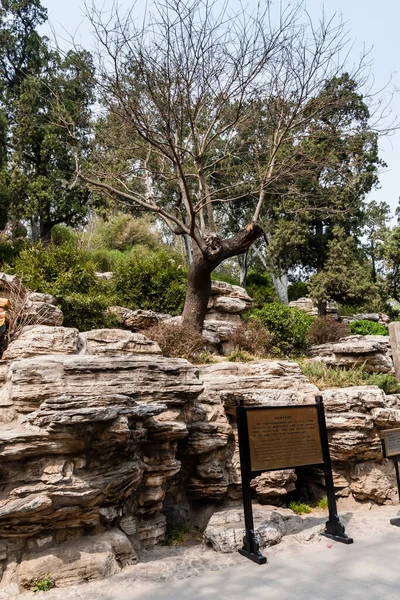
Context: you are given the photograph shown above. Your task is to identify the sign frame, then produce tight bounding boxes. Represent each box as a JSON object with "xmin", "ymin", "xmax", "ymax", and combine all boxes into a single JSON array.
[
  {"xmin": 236, "ymin": 395, "xmax": 353, "ymax": 565},
  {"xmin": 380, "ymin": 428, "xmax": 400, "ymax": 527}
]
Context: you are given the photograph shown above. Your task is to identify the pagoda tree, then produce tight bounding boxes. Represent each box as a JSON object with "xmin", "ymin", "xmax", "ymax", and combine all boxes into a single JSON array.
[{"xmin": 66, "ymin": 0, "xmax": 387, "ymax": 330}]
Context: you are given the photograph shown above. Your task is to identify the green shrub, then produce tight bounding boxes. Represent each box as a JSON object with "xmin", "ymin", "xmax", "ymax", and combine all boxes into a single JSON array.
[
  {"xmin": 317, "ymin": 496, "xmax": 328, "ymax": 510},
  {"xmin": 348, "ymin": 320, "xmax": 388, "ymax": 336},
  {"xmin": 13, "ymin": 243, "xmax": 99, "ymax": 296},
  {"xmin": 245, "ymin": 271, "xmax": 278, "ymax": 308},
  {"xmin": 252, "ymin": 303, "xmax": 314, "ymax": 356},
  {"xmin": 113, "ymin": 248, "xmax": 187, "ymax": 315},
  {"xmin": 0, "ymin": 236, "xmax": 28, "ymax": 269},
  {"xmin": 51, "ymin": 224, "xmax": 78, "ymax": 247},
  {"xmin": 87, "ymin": 214, "xmax": 162, "ymax": 252},
  {"xmin": 85, "ymin": 248, "xmax": 126, "ymax": 272},
  {"xmin": 59, "ymin": 293, "xmax": 119, "ymax": 331},
  {"xmin": 369, "ymin": 373, "xmax": 400, "ymax": 395},
  {"xmin": 307, "ymin": 318, "xmax": 348, "ymax": 345},
  {"xmin": 288, "ymin": 281, "xmax": 309, "ymax": 302}
]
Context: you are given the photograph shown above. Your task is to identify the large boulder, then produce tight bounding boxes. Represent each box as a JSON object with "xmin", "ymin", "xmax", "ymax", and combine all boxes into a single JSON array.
[
  {"xmin": 3, "ymin": 325, "xmax": 79, "ymax": 360},
  {"xmin": 80, "ymin": 329, "xmax": 161, "ymax": 356},
  {"xmin": 107, "ymin": 307, "xmax": 159, "ymax": 331}
]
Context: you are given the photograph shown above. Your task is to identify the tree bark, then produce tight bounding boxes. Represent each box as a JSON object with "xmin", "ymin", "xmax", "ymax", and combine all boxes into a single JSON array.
[
  {"xmin": 182, "ymin": 222, "xmax": 263, "ymax": 331},
  {"xmin": 272, "ymin": 272, "xmax": 289, "ymax": 304}
]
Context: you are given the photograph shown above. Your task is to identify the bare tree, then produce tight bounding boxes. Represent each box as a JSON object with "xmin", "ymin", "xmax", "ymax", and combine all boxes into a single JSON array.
[{"xmin": 65, "ymin": 0, "xmax": 387, "ymax": 330}]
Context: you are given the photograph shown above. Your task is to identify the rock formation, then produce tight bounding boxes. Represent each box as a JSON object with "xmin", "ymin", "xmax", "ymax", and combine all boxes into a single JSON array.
[{"xmin": 307, "ymin": 335, "xmax": 393, "ymax": 373}]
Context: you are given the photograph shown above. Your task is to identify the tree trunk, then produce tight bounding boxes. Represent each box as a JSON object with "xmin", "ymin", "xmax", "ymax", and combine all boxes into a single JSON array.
[
  {"xmin": 182, "ymin": 222, "xmax": 263, "ymax": 331},
  {"xmin": 272, "ymin": 272, "xmax": 289, "ymax": 304},
  {"xmin": 318, "ymin": 299, "xmax": 327, "ymax": 317},
  {"xmin": 182, "ymin": 247, "xmax": 215, "ymax": 331}
]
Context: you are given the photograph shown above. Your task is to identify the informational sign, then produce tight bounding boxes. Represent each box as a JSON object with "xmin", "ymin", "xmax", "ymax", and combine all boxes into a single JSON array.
[
  {"xmin": 382, "ymin": 428, "xmax": 400, "ymax": 458},
  {"xmin": 236, "ymin": 398, "xmax": 353, "ymax": 564},
  {"xmin": 247, "ymin": 406, "xmax": 324, "ymax": 472}
]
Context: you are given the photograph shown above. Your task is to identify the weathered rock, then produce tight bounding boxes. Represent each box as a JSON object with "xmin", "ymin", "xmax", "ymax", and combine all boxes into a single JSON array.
[
  {"xmin": 308, "ymin": 335, "xmax": 393, "ymax": 373},
  {"xmin": 27, "ymin": 293, "xmax": 57, "ymax": 305},
  {"xmin": 250, "ymin": 470, "xmax": 297, "ymax": 504},
  {"xmin": 203, "ymin": 507, "xmax": 286, "ymax": 553},
  {"xmin": 213, "ymin": 296, "xmax": 249, "ymax": 314},
  {"xmin": 95, "ymin": 272, "xmax": 113, "ymax": 280},
  {"xmin": 350, "ymin": 461, "xmax": 397, "ymax": 504},
  {"xmin": 289, "ymin": 297, "xmax": 338, "ymax": 317},
  {"xmin": 108, "ymin": 307, "xmax": 159, "ymax": 331},
  {"xmin": 80, "ymin": 329, "xmax": 161, "ymax": 356},
  {"xmin": 3, "ymin": 326, "xmax": 79, "ymax": 360},
  {"xmin": 22, "ymin": 301, "xmax": 64, "ymax": 327},
  {"xmin": 17, "ymin": 530, "xmax": 137, "ymax": 589},
  {"xmin": 389, "ymin": 321, "xmax": 400, "ymax": 381}
]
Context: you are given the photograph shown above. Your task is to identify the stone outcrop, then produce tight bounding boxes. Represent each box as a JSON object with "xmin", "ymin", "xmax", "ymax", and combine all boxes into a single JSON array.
[
  {"xmin": 308, "ymin": 335, "xmax": 393, "ymax": 373},
  {"xmin": 202, "ymin": 281, "xmax": 253, "ymax": 354},
  {"xmin": 0, "ymin": 326, "xmax": 203, "ymax": 592},
  {"xmin": 288, "ymin": 297, "xmax": 338, "ymax": 318},
  {"xmin": 108, "ymin": 307, "xmax": 159, "ymax": 331},
  {"xmin": 203, "ymin": 506, "xmax": 324, "ymax": 553}
]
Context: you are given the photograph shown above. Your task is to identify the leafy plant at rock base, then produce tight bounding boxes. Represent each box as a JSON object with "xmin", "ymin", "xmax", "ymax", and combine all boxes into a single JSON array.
[
  {"xmin": 316, "ymin": 496, "xmax": 329, "ymax": 510},
  {"xmin": 300, "ymin": 362, "xmax": 400, "ymax": 393},
  {"xmin": 163, "ymin": 524, "xmax": 189, "ymax": 546},
  {"xmin": 59, "ymin": 293, "xmax": 120, "ymax": 331},
  {"xmin": 245, "ymin": 271, "xmax": 278, "ymax": 309},
  {"xmin": 228, "ymin": 350, "xmax": 254, "ymax": 362},
  {"xmin": 289, "ymin": 501, "xmax": 312, "ymax": 515},
  {"xmin": 31, "ymin": 573, "xmax": 53, "ymax": 593},
  {"xmin": 307, "ymin": 318, "xmax": 348, "ymax": 345},
  {"xmin": 348, "ymin": 320, "xmax": 388, "ymax": 336},
  {"xmin": 145, "ymin": 323, "xmax": 206, "ymax": 361},
  {"xmin": 252, "ymin": 303, "xmax": 314, "ymax": 356}
]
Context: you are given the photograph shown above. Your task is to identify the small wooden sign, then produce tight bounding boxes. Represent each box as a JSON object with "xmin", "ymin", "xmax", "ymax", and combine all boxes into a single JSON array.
[
  {"xmin": 382, "ymin": 428, "xmax": 400, "ymax": 458},
  {"xmin": 247, "ymin": 405, "xmax": 324, "ymax": 471}
]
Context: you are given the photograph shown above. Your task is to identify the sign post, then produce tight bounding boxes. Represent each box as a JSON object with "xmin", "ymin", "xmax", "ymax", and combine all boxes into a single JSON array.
[
  {"xmin": 380, "ymin": 428, "xmax": 400, "ymax": 527},
  {"xmin": 236, "ymin": 395, "xmax": 353, "ymax": 564}
]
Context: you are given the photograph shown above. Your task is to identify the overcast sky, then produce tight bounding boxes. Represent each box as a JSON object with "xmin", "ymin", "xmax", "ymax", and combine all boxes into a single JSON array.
[{"xmin": 39, "ymin": 0, "xmax": 400, "ymax": 215}]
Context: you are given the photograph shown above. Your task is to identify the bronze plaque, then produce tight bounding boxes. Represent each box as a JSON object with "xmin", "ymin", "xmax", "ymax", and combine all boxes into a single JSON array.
[
  {"xmin": 382, "ymin": 428, "xmax": 400, "ymax": 458},
  {"xmin": 247, "ymin": 406, "xmax": 323, "ymax": 471}
]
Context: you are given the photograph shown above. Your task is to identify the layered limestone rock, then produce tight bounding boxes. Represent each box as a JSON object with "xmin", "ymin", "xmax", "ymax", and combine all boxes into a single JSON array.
[
  {"xmin": 202, "ymin": 281, "xmax": 253, "ymax": 354},
  {"xmin": 182, "ymin": 361, "xmax": 319, "ymax": 505},
  {"xmin": 308, "ymin": 335, "xmax": 393, "ymax": 373},
  {"xmin": 288, "ymin": 297, "xmax": 338, "ymax": 318},
  {"xmin": 0, "ymin": 326, "xmax": 203, "ymax": 591}
]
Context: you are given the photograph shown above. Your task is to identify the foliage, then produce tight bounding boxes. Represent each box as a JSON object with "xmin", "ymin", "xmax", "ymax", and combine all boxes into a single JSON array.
[
  {"xmin": 230, "ymin": 319, "xmax": 272, "ymax": 357},
  {"xmin": 31, "ymin": 573, "xmax": 53, "ymax": 593},
  {"xmin": 0, "ymin": 235, "xmax": 28, "ymax": 268},
  {"xmin": 245, "ymin": 271, "xmax": 278, "ymax": 308},
  {"xmin": 252, "ymin": 303, "xmax": 314, "ymax": 356},
  {"xmin": 145, "ymin": 323, "xmax": 206, "ymax": 361},
  {"xmin": 288, "ymin": 282, "xmax": 309, "ymax": 302},
  {"xmin": 300, "ymin": 362, "xmax": 400, "ymax": 393},
  {"xmin": 307, "ymin": 318, "xmax": 348, "ymax": 345},
  {"xmin": 51, "ymin": 225, "xmax": 79, "ymax": 247},
  {"xmin": 84, "ymin": 214, "xmax": 162, "ymax": 253},
  {"xmin": 309, "ymin": 227, "xmax": 377, "ymax": 307},
  {"xmin": 317, "ymin": 496, "xmax": 328, "ymax": 510},
  {"xmin": 228, "ymin": 350, "xmax": 254, "ymax": 362},
  {"xmin": 113, "ymin": 249, "xmax": 187, "ymax": 315},
  {"xmin": 348, "ymin": 320, "xmax": 388, "ymax": 336},
  {"xmin": 59, "ymin": 293, "xmax": 119, "ymax": 331},
  {"xmin": 163, "ymin": 525, "xmax": 189, "ymax": 546},
  {"xmin": 13, "ymin": 243, "xmax": 99, "ymax": 297},
  {"xmin": 289, "ymin": 501, "xmax": 311, "ymax": 515}
]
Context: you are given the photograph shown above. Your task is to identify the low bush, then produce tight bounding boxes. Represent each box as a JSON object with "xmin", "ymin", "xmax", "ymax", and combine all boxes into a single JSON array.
[
  {"xmin": 252, "ymin": 303, "xmax": 314, "ymax": 356},
  {"xmin": 228, "ymin": 350, "xmax": 254, "ymax": 362},
  {"xmin": 289, "ymin": 501, "xmax": 311, "ymax": 515},
  {"xmin": 245, "ymin": 271, "xmax": 278, "ymax": 308},
  {"xmin": 230, "ymin": 319, "xmax": 272, "ymax": 357},
  {"xmin": 348, "ymin": 320, "xmax": 388, "ymax": 336},
  {"xmin": 113, "ymin": 248, "xmax": 187, "ymax": 315},
  {"xmin": 300, "ymin": 362, "xmax": 400, "ymax": 393},
  {"xmin": 58, "ymin": 293, "xmax": 119, "ymax": 331},
  {"xmin": 145, "ymin": 323, "xmax": 206, "ymax": 361},
  {"xmin": 13, "ymin": 243, "xmax": 100, "ymax": 297},
  {"xmin": 288, "ymin": 281, "xmax": 309, "ymax": 302},
  {"xmin": 307, "ymin": 318, "xmax": 348, "ymax": 345}
]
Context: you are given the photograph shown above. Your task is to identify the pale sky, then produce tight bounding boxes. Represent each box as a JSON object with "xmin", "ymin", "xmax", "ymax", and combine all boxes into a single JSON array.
[{"xmin": 40, "ymin": 0, "xmax": 400, "ymax": 216}]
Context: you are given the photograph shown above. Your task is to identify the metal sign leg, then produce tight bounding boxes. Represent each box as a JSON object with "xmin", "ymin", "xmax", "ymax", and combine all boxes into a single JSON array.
[{"xmin": 390, "ymin": 458, "xmax": 400, "ymax": 527}]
